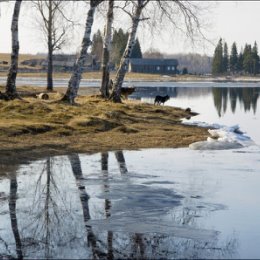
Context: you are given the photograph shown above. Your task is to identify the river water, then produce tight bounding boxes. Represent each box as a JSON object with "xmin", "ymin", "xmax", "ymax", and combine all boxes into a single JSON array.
[{"xmin": 1, "ymin": 82, "xmax": 260, "ymax": 259}]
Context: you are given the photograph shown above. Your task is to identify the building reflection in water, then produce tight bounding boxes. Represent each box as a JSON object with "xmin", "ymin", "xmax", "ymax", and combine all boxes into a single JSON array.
[{"xmin": 0, "ymin": 152, "xmax": 238, "ymax": 259}]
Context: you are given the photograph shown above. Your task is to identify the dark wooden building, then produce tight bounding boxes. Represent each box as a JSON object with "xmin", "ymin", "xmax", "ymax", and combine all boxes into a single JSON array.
[{"xmin": 128, "ymin": 58, "xmax": 178, "ymax": 74}]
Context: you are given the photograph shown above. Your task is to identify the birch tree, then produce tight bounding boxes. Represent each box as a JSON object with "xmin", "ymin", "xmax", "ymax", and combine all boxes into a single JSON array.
[
  {"xmin": 5, "ymin": 0, "xmax": 22, "ymax": 99},
  {"xmin": 32, "ymin": 0, "xmax": 74, "ymax": 91},
  {"xmin": 110, "ymin": 0, "xmax": 209, "ymax": 103},
  {"xmin": 100, "ymin": 0, "xmax": 114, "ymax": 98},
  {"xmin": 110, "ymin": 0, "xmax": 149, "ymax": 103},
  {"xmin": 61, "ymin": 0, "xmax": 103, "ymax": 104}
]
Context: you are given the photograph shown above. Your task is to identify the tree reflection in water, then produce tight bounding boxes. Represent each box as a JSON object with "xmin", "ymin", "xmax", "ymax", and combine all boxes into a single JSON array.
[
  {"xmin": 114, "ymin": 151, "xmax": 128, "ymax": 174},
  {"xmin": 101, "ymin": 152, "xmax": 113, "ymax": 260},
  {"xmin": 9, "ymin": 176, "xmax": 23, "ymax": 259},
  {"xmin": 77, "ymin": 151, "xmax": 237, "ymax": 259},
  {"xmin": 19, "ymin": 157, "xmax": 82, "ymax": 258},
  {"xmin": 68, "ymin": 154, "xmax": 106, "ymax": 258},
  {"xmin": 213, "ymin": 87, "xmax": 260, "ymax": 116},
  {"xmin": 0, "ymin": 152, "xmax": 239, "ymax": 259}
]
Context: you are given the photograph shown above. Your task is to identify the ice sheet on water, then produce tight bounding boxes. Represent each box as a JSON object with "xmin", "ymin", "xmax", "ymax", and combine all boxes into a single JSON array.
[
  {"xmin": 87, "ymin": 217, "xmax": 219, "ymax": 241},
  {"xmin": 186, "ymin": 122, "xmax": 253, "ymax": 150}
]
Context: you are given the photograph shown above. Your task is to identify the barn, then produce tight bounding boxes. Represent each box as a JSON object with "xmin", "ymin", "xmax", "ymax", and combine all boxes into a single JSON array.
[{"xmin": 128, "ymin": 58, "xmax": 179, "ymax": 74}]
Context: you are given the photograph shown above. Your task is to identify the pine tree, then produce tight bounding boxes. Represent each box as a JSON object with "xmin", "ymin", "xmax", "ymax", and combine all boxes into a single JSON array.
[
  {"xmin": 111, "ymin": 28, "xmax": 142, "ymax": 66},
  {"xmin": 237, "ymin": 50, "xmax": 244, "ymax": 73},
  {"xmin": 212, "ymin": 38, "xmax": 223, "ymax": 75},
  {"xmin": 131, "ymin": 38, "xmax": 142, "ymax": 58},
  {"xmin": 230, "ymin": 42, "xmax": 238, "ymax": 74},
  {"xmin": 91, "ymin": 29, "xmax": 103, "ymax": 62},
  {"xmin": 111, "ymin": 29, "xmax": 128, "ymax": 66},
  {"xmin": 223, "ymin": 42, "xmax": 229, "ymax": 73},
  {"xmin": 243, "ymin": 44, "xmax": 253, "ymax": 74},
  {"xmin": 252, "ymin": 41, "xmax": 259, "ymax": 75}
]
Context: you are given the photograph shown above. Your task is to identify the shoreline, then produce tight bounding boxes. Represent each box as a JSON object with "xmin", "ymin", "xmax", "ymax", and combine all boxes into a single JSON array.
[{"xmin": 1, "ymin": 73, "xmax": 260, "ymax": 85}]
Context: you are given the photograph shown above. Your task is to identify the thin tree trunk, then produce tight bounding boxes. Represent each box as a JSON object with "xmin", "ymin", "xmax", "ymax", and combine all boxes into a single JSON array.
[
  {"xmin": 100, "ymin": 0, "xmax": 114, "ymax": 98},
  {"xmin": 109, "ymin": 4, "xmax": 143, "ymax": 103},
  {"xmin": 47, "ymin": 46, "xmax": 53, "ymax": 91},
  {"xmin": 44, "ymin": 158, "xmax": 51, "ymax": 259},
  {"xmin": 5, "ymin": 0, "xmax": 22, "ymax": 98},
  {"xmin": 61, "ymin": 1, "xmax": 102, "ymax": 104},
  {"xmin": 9, "ymin": 177, "xmax": 23, "ymax": 260},
  {"xmin": 68, "ymin": 154, "xmax": 105, "ymax": 258},
  {"xmin": 114, "ymin": 150, "xmax": 128, "ymax": 174},
  {"xmin": 101, "ymin": 152, "xmax": 114, "ymax": 260},
  {"xmin": 47, "ymin": 0, "xmax": 53, "ymax": 91}
]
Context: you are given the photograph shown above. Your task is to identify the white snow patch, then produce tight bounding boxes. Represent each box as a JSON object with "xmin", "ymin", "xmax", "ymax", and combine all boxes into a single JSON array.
[{"xmin": 186, "ymin": 122, "xmax": 253, "ymax": 150}]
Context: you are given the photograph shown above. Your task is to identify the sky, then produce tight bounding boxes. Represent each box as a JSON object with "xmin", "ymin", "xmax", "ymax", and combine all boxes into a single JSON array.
[{"xmin": 0, "ymin": 1, "xmax": 260, "ymax": 56}]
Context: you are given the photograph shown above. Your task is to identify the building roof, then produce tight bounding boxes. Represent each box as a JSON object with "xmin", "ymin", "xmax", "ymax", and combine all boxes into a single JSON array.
[{"xmin": 129, "ymin": 58, "xmax": 178, "ymax": 66}]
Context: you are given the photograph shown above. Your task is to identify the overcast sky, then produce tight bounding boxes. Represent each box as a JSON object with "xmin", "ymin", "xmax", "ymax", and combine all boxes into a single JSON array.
[{"xmin": 0, "ymin": 1, "xmax": 259, "ymax": 56}]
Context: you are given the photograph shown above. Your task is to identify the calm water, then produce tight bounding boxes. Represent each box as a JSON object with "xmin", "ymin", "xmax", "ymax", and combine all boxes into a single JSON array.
[{"xmin": 1, "ymin": 83, "xmax": 260, "ymax": 259}]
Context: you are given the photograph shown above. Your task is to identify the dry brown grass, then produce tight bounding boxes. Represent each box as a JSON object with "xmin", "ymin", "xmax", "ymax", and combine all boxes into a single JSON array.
[
  {"xmin": 0, "ymin": 87, "xmax": 209, "ymax": 163},
  {"xmin": 0, "ymin": 53, "xmax": 45, "ymax": 63},
  {"xmin": 0, "ymin": 70, "xmax": 176, "ymax": 80}
]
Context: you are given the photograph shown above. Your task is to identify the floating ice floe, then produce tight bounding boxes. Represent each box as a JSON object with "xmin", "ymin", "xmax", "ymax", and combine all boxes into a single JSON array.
[{"xmin": 186, "ymin": 122, "xmax": 253, "ymax": 150}]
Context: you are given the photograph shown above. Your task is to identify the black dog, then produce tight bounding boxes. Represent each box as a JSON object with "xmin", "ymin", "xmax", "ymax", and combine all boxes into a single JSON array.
[{"xmin": 154, "ymin": 95, "xmax": 170, "ymax": 105}]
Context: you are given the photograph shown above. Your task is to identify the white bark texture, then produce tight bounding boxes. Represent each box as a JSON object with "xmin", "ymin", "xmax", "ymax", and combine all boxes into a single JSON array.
[
  {"xmin": 47, "ymin": 0, "xmax": 53, "ymax": 91},
  {"xmin": 62, "ymin": 1, "xmax": 101, "ymax": 104},
  {"xmin": 6, "ymin": 0, "xmax": 22, "ymax": 97},
  {"xmin": 100, "ymin": 0, "xmax": 114, "ymax": 98},
  {"xmin": 110, "ymin": 2, "xmax": 143, "ymax": 103}
]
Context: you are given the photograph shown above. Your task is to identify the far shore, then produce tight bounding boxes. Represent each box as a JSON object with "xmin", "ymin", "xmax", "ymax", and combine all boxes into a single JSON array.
[{"xmin": 1, "ymin": 71, "xmax": 260, "ymax": 84}]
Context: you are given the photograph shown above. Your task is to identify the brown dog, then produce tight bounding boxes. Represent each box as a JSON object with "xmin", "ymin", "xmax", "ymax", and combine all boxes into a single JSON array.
[{"xmin": 121, "ymin": 87, "xmax": 136, "ymax": 99}]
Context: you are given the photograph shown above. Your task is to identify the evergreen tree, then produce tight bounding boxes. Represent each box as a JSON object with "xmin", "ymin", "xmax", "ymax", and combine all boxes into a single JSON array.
[
  {"xmin": 131, "ymin": 38, "xmax": 142, "ymax": 58},
  {"xmin": 91, "ymin": 29, "xmax": 103, "ymax": 62},
  {"xmin": 243, "ymin": 44, "xmax": 253, "ymax": 74},
  {"xmin": 111, "ymin": 28, "xmax": 142, "ymax": 66},
  {"xmin": 252, "ymin": 41, "xmax": 259, "ymax": 75},
  {"xmin": 230, "ymin": 42, "xmax": 238, "ymax": 74},
  {"xmin": 237, "ymin": 50, "xmax": 244, "ymax": 73},
  {"xmin": 111, "ymin": 28, "xmax": 128, "ymax": 66},
  {"xmin": 212, "ymin": 38, "xmax": 223, "ymax": 75},
  {"xmin": 223, "ymin": 42, "xmax": 229, "ymax": 73}
]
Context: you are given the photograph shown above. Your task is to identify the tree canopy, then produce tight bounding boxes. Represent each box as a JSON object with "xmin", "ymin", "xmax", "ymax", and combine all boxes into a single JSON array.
[
  {"xmin": 91, "ymin": 28, "xmax": 143, "ymax": 67},
  {"xmin": 212, "ymin": 38, "xmax": 260, "ymax": 75}
]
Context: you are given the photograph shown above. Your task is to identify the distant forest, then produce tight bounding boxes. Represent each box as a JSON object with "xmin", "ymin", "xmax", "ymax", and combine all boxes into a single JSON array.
[
  {"xmin": 212, "ymin": 38, "xmax": 260, "ymax": 76},
  {"xmin": 92, "ymin": 30, "xmax": 260, "ymax": 76}
]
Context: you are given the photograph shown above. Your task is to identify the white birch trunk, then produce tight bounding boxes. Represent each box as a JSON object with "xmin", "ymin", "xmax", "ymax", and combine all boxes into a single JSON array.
[
  {"xmin": 100, "ymin": 0, "xmax": 114, "ymax": 98},
  {"xmin": 62, "ymin": 6, "xmax": 96, "ymax": 104},
  {"xmin": 47, "ymin": 0, "xmax": 53, "ymax": 91},
  {"xmin": 5, "ymin": 0, "xmax": 22, "ymax": 98},
  {"xmin": 110, "ymin": 3, "xmax": 143, "ymax": 103},
  {"xmin": 62, "ymin": 2, "xmax": 99, "ymax": 104}
]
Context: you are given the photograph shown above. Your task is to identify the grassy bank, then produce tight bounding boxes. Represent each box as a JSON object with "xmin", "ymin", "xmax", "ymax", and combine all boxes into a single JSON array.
[{"xmin": 0, "ymin": 87, "xmax": 209, "ymax": 164}]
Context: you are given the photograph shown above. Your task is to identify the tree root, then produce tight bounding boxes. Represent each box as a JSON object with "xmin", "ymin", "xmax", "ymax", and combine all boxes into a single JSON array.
[{"xmin": 0, "ymin": 91, "xmax": 28, "ymax": 102}]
